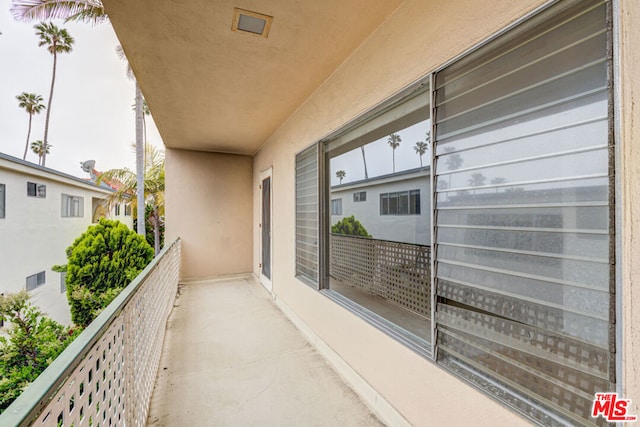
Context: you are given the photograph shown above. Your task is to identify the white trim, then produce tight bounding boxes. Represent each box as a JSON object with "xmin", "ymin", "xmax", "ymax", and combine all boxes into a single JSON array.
[
  {"xmin": 259, "ymin": 167, "xmax": 273, "ymax": 293},
  {"xmin": 272, "ymin": 292, "xmax": 411, "ymax": 427}
]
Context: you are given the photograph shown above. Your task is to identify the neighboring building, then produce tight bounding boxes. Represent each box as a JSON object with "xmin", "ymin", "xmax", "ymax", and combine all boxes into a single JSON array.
[
  {"xmin": 330, "ymin": 167, "xmax": 430, "ymax": 244},
  {"xmin": 97, "ymin": 0, "xmax": 640, "ymax": 425},
  {"xmin": 0, "ymin": 153, "xmax": 133, "ymax": 324}
]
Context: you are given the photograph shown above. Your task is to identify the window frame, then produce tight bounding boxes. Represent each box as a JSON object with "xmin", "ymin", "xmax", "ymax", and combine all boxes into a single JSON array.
[
  {"xmin": 26, "ymin": 271, "xmax": 46, "ymax": 291},
  {"xmin": 61, "ymin": 194, "xmax": 85, "ymax": 218},
  {"xmin": 353, "ymin": 191, "xmax": 366, "ymax": 202},
  {"xmin": 27, "ymin": 181, "xmax": 46, "ymax": 198},
  {"xmin": 0, "ymin": 183, "xmax": 5, "ymax": 219},
  {"xmin": 330, "ymin": 198, "xmax": 342, "ymax": 216},
  {"xmin": 379, "ymin": 190, "xmax": 421, "ymax": 215}
]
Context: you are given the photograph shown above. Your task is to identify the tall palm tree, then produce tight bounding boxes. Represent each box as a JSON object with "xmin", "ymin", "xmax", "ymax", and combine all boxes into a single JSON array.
[
  {"xmin": 336, "ymin": 170, "xmax": 346, "ymax": 184},
  {"xmin": 360, "ymin": 146, "xmax": 368, "ymax": 179},
  {"xmin": 30, "ymin": 140, "xmax": 52, "ymax": 166},
  {"xmin": 98, "ymin": 144, "xmax": 165, "ymax": 255},
  {"xmin": 116, "ymin": 44, "xmax": 146, "ymax": 237},
  {"xmin": 35, "ymin": 21, "xmax": 74, "ymax": 167},
  {"xmin": 413, "ymin": 130, "xmax": 430, "ymax": 167},
  {"xmin": 16, "ymin": 92, "xmax": 45, "ymax": 160},
  {"xmin": 387, "ymin": 133, "xmax": 401, "ymax": 173},
  {"xmin": 12, "ymin": 1, "xmax": 146, "ymax": 237}
]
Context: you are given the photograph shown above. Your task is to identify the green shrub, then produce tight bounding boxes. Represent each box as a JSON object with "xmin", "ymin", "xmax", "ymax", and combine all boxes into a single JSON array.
[
  {"xmin": 331, "ymin": 215, "xmax": 371, "ymax": 238},
  {"xmin": 64, "ymin": 219, "xmax": 153, "ymax": 326},
  {"xmin": 0, "ymin": 292, "xmax": 80, "ymax": 412}
]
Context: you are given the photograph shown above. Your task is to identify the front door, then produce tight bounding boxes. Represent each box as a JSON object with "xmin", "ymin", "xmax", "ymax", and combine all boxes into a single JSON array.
[{"xmin": 260, "ymin": 169, "xmax": 272, "ymax": 291}]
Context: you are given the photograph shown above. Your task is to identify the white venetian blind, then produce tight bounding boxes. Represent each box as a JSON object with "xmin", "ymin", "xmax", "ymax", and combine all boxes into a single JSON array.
[
  {"xmin": 295, "ymin": 144, "xmax": 319, "ymax": 284},
  {"xmin": 432, "ymin": 1, "xmax": 613, "ymax": 425}
]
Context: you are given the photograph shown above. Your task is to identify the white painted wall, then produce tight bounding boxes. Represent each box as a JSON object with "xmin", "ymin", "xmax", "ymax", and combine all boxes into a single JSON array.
[
  {"xmin": 0, "ymin": 155, "xmax": 132, "ymax": 325},
  {"xmin": 330, "ymin": 169, "xmax": 430, "ymax": 245}
]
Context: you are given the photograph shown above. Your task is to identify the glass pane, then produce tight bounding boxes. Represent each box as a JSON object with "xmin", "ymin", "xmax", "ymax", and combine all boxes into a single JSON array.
[
  {"xmin": 327, "ymin": 86, "xmax": 431, "ymax": 343},
  {"xmin": 433, "ymin": 0, "xmax": 613, "ymax": 424}
]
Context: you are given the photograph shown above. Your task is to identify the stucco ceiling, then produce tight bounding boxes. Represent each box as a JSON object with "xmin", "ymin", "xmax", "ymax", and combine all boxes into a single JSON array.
[{"xmin": 102, "ymin": 0, "xmax": 403, "ymax": 154}]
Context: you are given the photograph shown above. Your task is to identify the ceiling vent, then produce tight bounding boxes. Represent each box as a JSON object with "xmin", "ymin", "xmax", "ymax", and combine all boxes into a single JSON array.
[{"xmin": 232, "ymin": 8, "xmax": 273, "ymax": 38}]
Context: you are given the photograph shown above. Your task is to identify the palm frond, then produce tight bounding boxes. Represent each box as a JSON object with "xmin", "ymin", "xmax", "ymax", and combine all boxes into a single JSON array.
[
  {"xmin": 115, "ymin": 45, "xmax": 135, "ymax": 80},
  {"xmin": 11, "ymin": 0, "xmax": 106, "ymax": 23}
]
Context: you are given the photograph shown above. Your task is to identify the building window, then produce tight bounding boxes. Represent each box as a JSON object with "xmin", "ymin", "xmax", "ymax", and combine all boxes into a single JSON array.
[
  {"xmin": 61, "ymin": 194, "xmax": 84, "ymax": 217},
  {"xmin": 27, "ymin": 182, "xmax": 46, "ymax": 198},
  {"xmin": 0, "ymin": 184, "xmax": 5, "ymax": 218},
  {"xmin": 432, "ymin": 0, "xmax": 613, "ymax": 424},
  {"xmin": 295, "ymin": 144, "xmax": 319, "ymax": 286},
  {"xmin": 380, "ymin": 190, "xmax": 420, "ymax": 215},
  {"xmin": 295, "ymin": 1, "xmax": 612, "ymax": 423},
  {"xmin": 26, "ymin": 271, "xmax": 46, "ymax": 291},
  {"xmin": 325, "ymin": 81, "xmax": 431, "ymax": 343},
  {"xmin": 124, "ymin": 205, "xmax": 131, "ymax": 216},
  {"xmin": 114, "ymin": 204, "xmax": 121, "ymax": 216},
  {"xmin": 330, "ymin": 198, "xmax": 342, "ymax": 215}
]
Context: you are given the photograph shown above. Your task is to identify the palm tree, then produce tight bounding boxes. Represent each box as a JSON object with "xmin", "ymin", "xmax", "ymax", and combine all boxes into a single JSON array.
[
  {"xmin": 11, "ymin": 0, "xmax": 106, "ymax": 23},
  {"xmin": 414, "ymin": 130, "xmax": 430, "ymax": 167},
  {"xmin": 131, "ymin": 98, "xmax": 151, "ymax": 143},
  {"xmin": 468, "ymin": 172, "xmax": 486, "ymax": 194},
  {"xmin": 12, "ymin": 2, "xmax": 146, "ymax": 237},
  {"xmin": 97, "ymin": 144, "xmax": 165, "ymax": 255},
  {"xmin": 35, "ymin": 21, "xmax": 74, "ymax": 167},
  {"xmin": 360, "ymin": 146, "xmax": 368, "ymax": 179},
  {"xmin": 387, "ymin": 133, "xmax": 401, "ymax": 173},
  {"xmin": 490, "ymin": 177, "xmax": 507, "ymax": 193},
  {"xmin": 336, "ymin": 170, "xmax": 346, "ymax": 184},
  {"xmin": 30, "ymin": 140, "xmax": 52, "ymax": 166},
  {"xmin": 117, "ymin": 44, "xmax": 146, "ymax": 237},
  {"xmin": 16, "ymin": 92, "xmax": 46, "ymax": 160}
]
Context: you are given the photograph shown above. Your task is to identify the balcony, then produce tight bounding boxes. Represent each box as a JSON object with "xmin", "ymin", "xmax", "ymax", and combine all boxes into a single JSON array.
[{"xmin": 0, "ymin": 239, "xmax": 383, "ymax": 426}]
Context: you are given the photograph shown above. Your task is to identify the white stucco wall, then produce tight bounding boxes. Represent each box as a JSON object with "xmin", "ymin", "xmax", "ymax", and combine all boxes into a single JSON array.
[{"xmin": 0, "ymin": 157, "xmax": 126, "ymax": 325}]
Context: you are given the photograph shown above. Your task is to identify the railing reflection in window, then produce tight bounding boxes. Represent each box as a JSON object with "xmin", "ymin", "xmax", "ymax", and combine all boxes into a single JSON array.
[{"xmin": 330, "ymin": 234, "xmax": 430, "ymax": 341}]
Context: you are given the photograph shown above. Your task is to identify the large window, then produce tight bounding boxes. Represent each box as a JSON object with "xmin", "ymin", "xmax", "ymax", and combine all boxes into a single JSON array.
[
  {"xmin": 62, "ymin": 194, "xmax": 84, "ymax": 217},
  {"xmin": 432, "ymin": 0, "xmax": 613, "ymax": 424},
  {"xmin": 325, "ymin": 83, "xmax": 431, "ymax": 344},
  {"xmin": 293, "ymin": 0, "xmax": 614, "ymax": 424},
  {"xmin": 380, "ymin": 190, "xmax": 420, "ymax": 215},
  {"xmin": 0, "ymin": 184, "xmax": 5, "ymax": 218},
  {"xmin": 27, "ymin": 181, "xmax": 46, "ymax": 198}
]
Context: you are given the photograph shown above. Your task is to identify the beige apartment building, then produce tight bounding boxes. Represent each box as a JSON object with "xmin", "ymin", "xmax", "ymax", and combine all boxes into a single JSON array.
[{"xmin": 3, "ymin": 0, "xmax": 639, "ymax": 426}]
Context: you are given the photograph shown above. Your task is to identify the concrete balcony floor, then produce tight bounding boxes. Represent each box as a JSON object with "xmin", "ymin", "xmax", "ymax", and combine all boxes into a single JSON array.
[{"xmin": 147, "ymin": 275, "xmax": 384, "ymax": 426}]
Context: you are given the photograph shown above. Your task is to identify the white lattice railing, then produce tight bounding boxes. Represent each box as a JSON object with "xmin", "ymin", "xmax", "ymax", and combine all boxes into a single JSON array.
[
  {"xmin": 330, "ymin": 234, "xmax": 431, "ymax": 317},
  {"xmin": 0, "ymin": 239, "xmax": 181, "ymax": 427}
]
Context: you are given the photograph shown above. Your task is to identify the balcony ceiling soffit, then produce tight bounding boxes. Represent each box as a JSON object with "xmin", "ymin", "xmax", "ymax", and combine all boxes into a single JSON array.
[{"xmin": 102, "ymin": 0, "xmax": 403, "ymax": 154}]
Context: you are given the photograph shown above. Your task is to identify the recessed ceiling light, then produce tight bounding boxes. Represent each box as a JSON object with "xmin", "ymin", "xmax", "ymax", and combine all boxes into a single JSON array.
[{"xmin": 232, "ymin": 8, "xmax": 273, "ymax": 38}]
